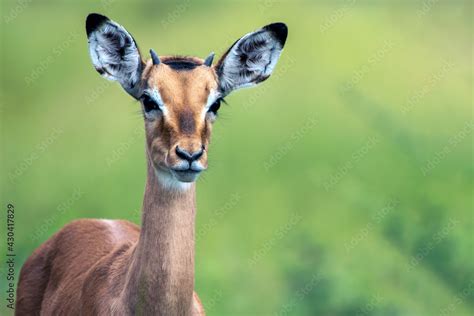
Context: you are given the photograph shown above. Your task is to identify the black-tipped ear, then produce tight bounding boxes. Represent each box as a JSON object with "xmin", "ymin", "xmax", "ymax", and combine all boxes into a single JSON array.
[
  {"xmin": 215, "ymin": 22, "xmax": 288, "ymax": 96},
  {"xmin": 85, "ymin": 13, "xmax": 143, "ymax": 99},
  {"xmin": 86, "ymin": 13, "xmax": 110, "ymax": 36},
  {"xmin": 263, "ymin": 22, "xmax": 288, "ymax": 47}
]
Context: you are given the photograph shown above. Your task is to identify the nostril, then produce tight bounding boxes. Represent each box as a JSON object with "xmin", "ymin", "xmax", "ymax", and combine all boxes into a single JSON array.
[
  {"xmin": 176, "ymin": 146, "xmax": 203, "ymax": 162},
  {"xmin": 192, "ymin": 148, "xmax": 204, "ymax": 161},
  {"xmin": 176, "ymin": 146, "xmax": 192, "ymax": 161}
]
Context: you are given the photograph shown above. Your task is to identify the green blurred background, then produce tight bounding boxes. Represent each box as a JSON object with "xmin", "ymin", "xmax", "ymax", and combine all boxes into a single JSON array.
[{"xmin": 1, "ymin": 0, "xmax": 472, "ymax": 315}]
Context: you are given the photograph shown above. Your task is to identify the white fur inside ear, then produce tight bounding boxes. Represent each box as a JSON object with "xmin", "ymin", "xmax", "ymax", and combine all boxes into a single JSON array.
[
  {"xmin": 218, "ymin": 29, "xmax": 283, "ymax": 94},
  {"xmin": 88, "ymin": 20, "xmax": 141, "ymax": 94}
]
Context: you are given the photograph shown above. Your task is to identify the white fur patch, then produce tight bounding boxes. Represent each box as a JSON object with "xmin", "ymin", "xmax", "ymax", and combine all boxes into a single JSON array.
[
  {"xmin": 100, "ymin": 219, "xmax": 123, "ymax": 241},
  {"xmin": 155, "ymin": 169, "xmax": 192, "ymax": 191}
]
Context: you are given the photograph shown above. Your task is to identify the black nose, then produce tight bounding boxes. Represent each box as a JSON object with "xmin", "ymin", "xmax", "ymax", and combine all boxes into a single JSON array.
[{"xmin": 176, "ymin": 146, "xmax": 204, "ymax": 162}]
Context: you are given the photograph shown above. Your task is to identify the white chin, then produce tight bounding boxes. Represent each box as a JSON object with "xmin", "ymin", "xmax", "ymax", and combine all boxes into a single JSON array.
[
  {"xmin": 172, "ymin": 170, "xmax": 200, "ymax": 183},
  {"xmin": 155, "ymin": 169, "xmax": 195, "ymax": 191}
]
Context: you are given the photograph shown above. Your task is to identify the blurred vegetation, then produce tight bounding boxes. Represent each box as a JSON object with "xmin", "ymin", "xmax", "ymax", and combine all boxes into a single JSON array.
[{"xmin": 1, "ymin": 0, "xmax": 472, "ymax": 315}]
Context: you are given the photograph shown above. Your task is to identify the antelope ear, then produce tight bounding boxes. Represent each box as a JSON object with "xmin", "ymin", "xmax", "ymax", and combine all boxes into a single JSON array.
[
  {"xmin": 85, "ymin": 13, "xmax": 144, "ymax": 98},
  {"xmin": 215, "ymin": 22, "xmax": 288, "ymax": 96}
]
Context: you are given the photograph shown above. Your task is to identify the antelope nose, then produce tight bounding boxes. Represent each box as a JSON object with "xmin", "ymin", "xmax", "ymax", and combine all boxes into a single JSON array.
[{"xmin": 175, "ymin": 146, "xmax": 204, "ymax": 162}]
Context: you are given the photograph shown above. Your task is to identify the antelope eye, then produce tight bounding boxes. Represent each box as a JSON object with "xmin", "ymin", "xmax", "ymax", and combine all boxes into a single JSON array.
[
  {"xmin": 208, "ymin": 99, "xmax": 221, "ymax": 115},
  {"xmin": 141, "ymin": 95, "xmax": 160, "ymax": 113}
]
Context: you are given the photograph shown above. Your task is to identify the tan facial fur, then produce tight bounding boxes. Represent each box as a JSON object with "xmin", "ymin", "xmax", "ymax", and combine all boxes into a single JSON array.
[{"xmin": 141, "ymin": 57, "xmax": 219, "ymax": 184}]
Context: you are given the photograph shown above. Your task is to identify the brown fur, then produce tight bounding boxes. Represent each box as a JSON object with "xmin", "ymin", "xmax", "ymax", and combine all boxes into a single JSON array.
[{"xmin": 15, "ymin": 58, "xmax": 215, "ymax": 315}]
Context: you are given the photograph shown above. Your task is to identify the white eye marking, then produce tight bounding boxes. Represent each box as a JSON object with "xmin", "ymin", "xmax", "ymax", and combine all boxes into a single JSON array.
[
  {"xmin": 148, "ymin": 88, "xmax": 168, "ymax": 115},
  {"xmin": 202, "ymin": 89, "xmax": 220, "ymax": 120}
]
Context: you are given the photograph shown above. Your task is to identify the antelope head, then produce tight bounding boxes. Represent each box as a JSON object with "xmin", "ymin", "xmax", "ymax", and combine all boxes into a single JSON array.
[{"xmin": 86, "ymin": 13, "xmax": 288, "ymax": 188}]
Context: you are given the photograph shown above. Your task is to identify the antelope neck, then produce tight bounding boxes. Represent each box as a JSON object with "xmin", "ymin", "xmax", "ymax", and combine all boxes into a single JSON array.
[{"xmin": 122, "ymin": 156, "xmax": 196, "ymax": 315}]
